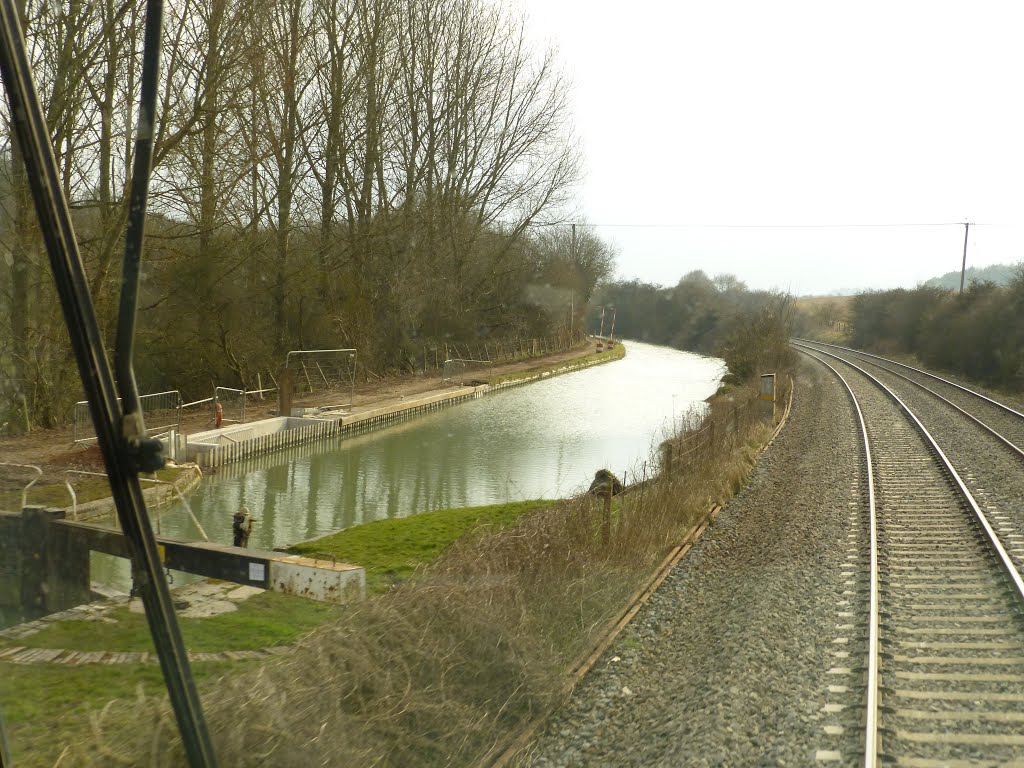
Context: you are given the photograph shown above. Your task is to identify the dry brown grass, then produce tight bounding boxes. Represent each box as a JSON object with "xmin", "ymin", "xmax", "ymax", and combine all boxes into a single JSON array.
[{"xmin": 75, "ymin": 387, "xmax": 778, "ymax": 767}]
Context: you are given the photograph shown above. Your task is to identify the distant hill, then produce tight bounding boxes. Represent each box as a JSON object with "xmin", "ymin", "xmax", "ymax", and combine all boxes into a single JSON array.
[{"xmin": 924, "ymin": 263, "xmax": 1019, "ymax": 290}]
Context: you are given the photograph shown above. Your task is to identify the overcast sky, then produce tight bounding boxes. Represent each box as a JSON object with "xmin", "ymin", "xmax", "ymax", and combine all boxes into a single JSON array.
[{"xmin": 512, "ymin": 0, "xmax": 1024, "ymax": 295}]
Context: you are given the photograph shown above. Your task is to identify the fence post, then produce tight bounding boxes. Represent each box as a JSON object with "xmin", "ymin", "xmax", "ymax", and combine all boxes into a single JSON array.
[{"xmin": 279, "ymin": 368, "xmax": 294, "ymax": 418}]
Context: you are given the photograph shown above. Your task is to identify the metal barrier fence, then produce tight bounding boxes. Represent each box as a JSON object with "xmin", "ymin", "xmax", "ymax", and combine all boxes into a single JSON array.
[
  {"xmin": 215, "ymin": 386, "xmax": 246, "ymax": 425},
  {"xmin": 178, "ymin": 385, "xmax": 277, "ymax": 431},
  {"xmin": 442, "ymin": 358, "xmax": 492, "ymax": 385},
  {"xmin": 286, "ymin": 348, "xmax": 356, "ymax": 405},
  {"xmin": 73, "ymin": 390, "xmax": 182, "ymax": 445}
]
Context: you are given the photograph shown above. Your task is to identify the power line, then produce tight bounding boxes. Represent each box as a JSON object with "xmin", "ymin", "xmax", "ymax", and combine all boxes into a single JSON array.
[{"xmin": 564, "ymin": 221, "xmax": 980, "ymax": 229}]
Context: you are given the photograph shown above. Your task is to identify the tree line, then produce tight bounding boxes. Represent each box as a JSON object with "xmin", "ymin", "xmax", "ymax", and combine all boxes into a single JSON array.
[
  {"xmin": 586, "ymin": 271, "xmax": 796, "ymax": 384},
  {"xmin": 0, "ymin": 0, "xmax": 615, "ymax": 429},
  {"xmin": 844, "ymin": 268, "xmax": 1024, "ymax": 391}
]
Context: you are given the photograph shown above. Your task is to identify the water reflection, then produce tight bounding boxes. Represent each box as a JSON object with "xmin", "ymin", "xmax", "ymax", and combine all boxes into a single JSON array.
[{"xmin": 93, "ymin": 341, "xmax": 723, "ymax": 588}]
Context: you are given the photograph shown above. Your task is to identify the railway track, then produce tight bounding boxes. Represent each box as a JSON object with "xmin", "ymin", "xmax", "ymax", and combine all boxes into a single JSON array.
[
  {"xmin": 800, "ymin": 348, "xmax": 1024, "ymax": 767},
  {"xmin": 794, "ymin": 339, "xmax": 1024, "ymax": 453},
  {"xmin": 795, "ymin": 338, "xmax": 1024, "ymax": 584}
]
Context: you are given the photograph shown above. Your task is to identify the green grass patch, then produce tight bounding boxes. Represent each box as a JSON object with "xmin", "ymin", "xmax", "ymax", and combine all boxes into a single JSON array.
[
  {"xmin": 289, "ymin": 499, "xmax": 557, "ymax": 593},
  {"xmin": 2, "ymin": 660, "xmax": 239, "ymax": 767},
  {"xmin": 486, "ymin": 342, "xmax": 625, "ymax": 386},
  {"xmin": 1, "ymin": 591, "xmax": 335, "ymax": 653}
]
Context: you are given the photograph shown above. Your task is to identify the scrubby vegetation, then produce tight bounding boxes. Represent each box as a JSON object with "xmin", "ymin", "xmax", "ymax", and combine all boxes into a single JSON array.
[
  {"xmin": 586, "ymin": 271, "xmax": 796, "ymax": 385},
  {"xmin": 69, "ymin": 387, "xmax": 783, "ymax": 767},
  {"xmin": 845, "ymin": 266, "xmax": 1024, "ymax": 391}
]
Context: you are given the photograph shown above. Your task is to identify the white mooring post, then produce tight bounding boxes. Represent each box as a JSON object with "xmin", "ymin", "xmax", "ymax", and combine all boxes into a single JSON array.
[{"xmin": 759, "ymin": 373, "xmax": 777, "ymax": 422}]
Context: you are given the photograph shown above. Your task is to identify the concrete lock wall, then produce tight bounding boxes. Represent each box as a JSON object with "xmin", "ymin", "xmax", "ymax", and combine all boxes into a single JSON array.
[
  {"xmin": 181, "ymin": 416, "xmax": 300, "ymax": 457},
  {"xmin": 0, "ymin": 508, "xmax": 92, "ymax": 624},
  {"xmin": 269, "ymin": 556, "xmax": 365, "ymax": 604}
]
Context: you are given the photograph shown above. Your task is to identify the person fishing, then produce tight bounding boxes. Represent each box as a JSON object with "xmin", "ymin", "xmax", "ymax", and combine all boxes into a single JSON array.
[{"xmin": 232, "ymin": 506, "xmax": 254, "ymax": 547}]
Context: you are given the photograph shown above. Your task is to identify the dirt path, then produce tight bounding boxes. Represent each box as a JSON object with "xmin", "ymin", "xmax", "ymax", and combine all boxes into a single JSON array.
[{"xmin": 0, "ymin": 341, "xmax": 606, "ymax": 491}]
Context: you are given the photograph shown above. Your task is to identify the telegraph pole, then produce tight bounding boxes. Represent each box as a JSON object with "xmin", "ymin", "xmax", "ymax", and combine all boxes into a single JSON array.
[{"xmin": 959, "ymin": 222, "xmax": 971, "ymax": 294}]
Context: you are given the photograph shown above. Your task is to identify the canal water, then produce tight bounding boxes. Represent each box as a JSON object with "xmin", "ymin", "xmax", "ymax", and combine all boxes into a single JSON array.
[{"xmin": 92, "ymin": 341, "xmax": 724, "ymax": 588}]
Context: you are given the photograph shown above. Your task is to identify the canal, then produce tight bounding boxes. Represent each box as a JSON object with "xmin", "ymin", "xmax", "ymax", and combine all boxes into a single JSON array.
[{"xmin": 93, "ymin": 341, "xmax": 724, "ymax": 588}]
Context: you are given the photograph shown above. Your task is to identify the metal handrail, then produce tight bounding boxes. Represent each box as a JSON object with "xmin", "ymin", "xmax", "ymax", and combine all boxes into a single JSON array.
[
  {"xmin": 65, "ymin": 470, "xmax": 210, "ymax": 542},
  {"xmin": 0, "ymin": 462, "xmax": 43, "ymax": 511}
]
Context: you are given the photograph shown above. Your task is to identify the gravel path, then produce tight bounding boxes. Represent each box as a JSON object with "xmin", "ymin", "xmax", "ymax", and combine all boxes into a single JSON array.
[{"xmin": 522, "ymin": 357, "xmax": 869, "ymax": 767}]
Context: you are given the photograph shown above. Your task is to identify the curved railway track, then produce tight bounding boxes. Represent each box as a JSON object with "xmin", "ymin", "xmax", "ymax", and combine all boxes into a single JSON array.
[
  {"xmin": 800, "ymin": 347, "xmax": 1024, "ymax": 767},
  {"xmin": 795, "ymin": 338, "xmax": 1024, "ymax": 582},
  {"xmin": 794, "ymin": 339, "xmax": 1024, "ymax": 452}
]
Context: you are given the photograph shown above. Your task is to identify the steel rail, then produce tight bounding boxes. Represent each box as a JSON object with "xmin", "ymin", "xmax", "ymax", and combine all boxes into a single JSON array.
[
  {"xmin": 792, "ymin": 341, "xmax": 1024, "ymax": 461},
  {"xmin": 797, "ymin": 351, "xmax": 880, "ymax": 768},
  {"xmin": 801, "ymin": 343, "xmax": 1024, "ymax": 765},
  {"xmin": 0, "ymin": 0, "xmax": 218, "ymax": 763},
  {"xmin": 793, "ymin": 338, "xmax": 1024, "ymax": 420},
  {"xmin": 800, "ymin": 347, "xmax": 1024, "ymax": 607}
]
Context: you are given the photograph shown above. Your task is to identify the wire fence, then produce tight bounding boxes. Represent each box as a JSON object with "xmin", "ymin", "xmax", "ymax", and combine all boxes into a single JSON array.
[
  {"xmin": 408, "ymin": 330, "xmax": 586, "ymax": 377},
  {"xmin": 442, "ymin": 358, "xmax": 492, "ymax": 385},
  {"xmin": 285, "ymin": 349, "xmax": 356, "ymax": 405},
  {"xmin": 73, "ymin": 390, "xmax": 183, "ymax": 446},
  {"xmin": 658, "ymin": 376, "xmax": 791, "ymax": 480}
]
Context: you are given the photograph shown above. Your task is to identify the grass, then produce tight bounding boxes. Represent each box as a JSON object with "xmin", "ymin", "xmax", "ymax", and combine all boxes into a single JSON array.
[
  {"xmin": 0, "ymin": 591, "xmax": 335, "ymax": 653},
  {"xmin": 1, "ymin": 591, "xmax": 335, "ymax": 764},
  {"xmin": 2, "ymin": 501, "xmax": 555, "ymax": 764},
  {"xmin": 289, "ymin": 499, "xmax": 557, "ymax": 593},
  {"xmin": 2, "ymin": 661, "xmax": 239, "ymax": 768},
  {"xmin": 485, "ymin": 342, "xmax": 625, "ymax": 386}
]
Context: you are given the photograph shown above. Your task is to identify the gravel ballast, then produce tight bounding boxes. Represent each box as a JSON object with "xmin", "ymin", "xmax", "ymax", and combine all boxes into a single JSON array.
[
  {"xmin": 522, "ymin": 358, "xmax": 869, "ymax": 767},
  {"xmin": 806, "ymin": 346, "xmax": 1024, "ymax": 579}
]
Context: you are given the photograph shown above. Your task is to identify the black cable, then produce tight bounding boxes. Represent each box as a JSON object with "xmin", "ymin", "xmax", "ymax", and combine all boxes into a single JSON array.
[
  {"xmin": 0, "ymin": 0, "xmax": 218, "ymax": 764},
  {"xmin": 531, "ymin": 220, "xmax": 980, "ymax": 229},
  {"xmin": 115, "ymin": 0, "xmax": 162, "ymax": 433}
]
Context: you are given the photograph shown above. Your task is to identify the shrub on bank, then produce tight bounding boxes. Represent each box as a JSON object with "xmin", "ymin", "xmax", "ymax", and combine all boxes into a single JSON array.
[{"xmin": 848, "ymin": 270, "xmax": 1024, "ymax": 392}]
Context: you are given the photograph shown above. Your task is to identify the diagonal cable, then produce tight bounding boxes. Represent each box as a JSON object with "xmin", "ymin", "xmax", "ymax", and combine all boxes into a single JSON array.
[{"xmin": 0, "ymin": 0, "xmax": 218, "ymax": 763}]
